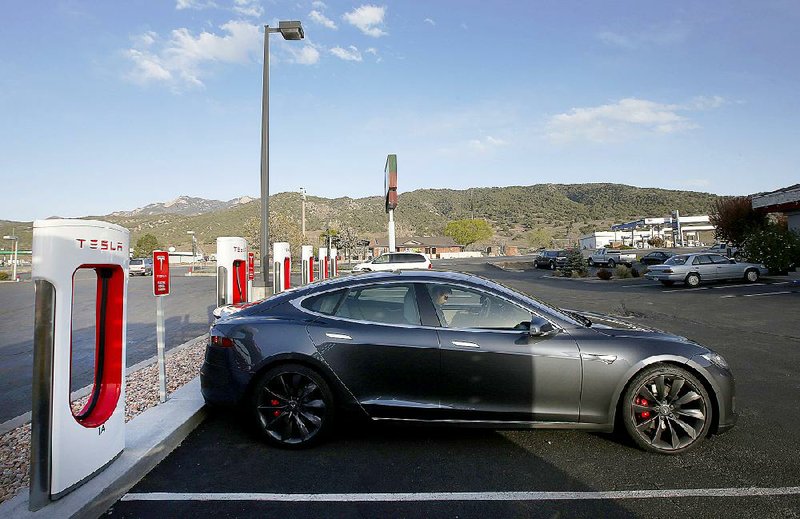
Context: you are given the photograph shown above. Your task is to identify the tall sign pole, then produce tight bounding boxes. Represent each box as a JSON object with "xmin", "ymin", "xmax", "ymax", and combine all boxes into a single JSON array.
[
  {"xmin": 153, "ymin": 250, "xmax": 170, "ymax": 403},
  {"xmin": 385, "ymin": 154, "xmax": 398, "ymax": 253}
]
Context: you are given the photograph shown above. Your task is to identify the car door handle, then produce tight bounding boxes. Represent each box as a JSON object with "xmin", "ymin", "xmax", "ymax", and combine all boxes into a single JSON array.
[
  {"xmin": 581, "ymin": 353, "xmax": 617, "ymax": 365},
  {"xmin": 325, "ymin": 332, "xmax": 352, "ymax": 340},
  {"xmin": 451, "ymin": 340, "xmax": 480, "ymax": 348}
]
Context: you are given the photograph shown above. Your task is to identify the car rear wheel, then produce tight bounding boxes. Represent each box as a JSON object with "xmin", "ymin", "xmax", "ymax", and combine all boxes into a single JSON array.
[
  {"xmin": 745, "ymin": 269, "xmax": 759, "ymax": 282},
  {"xmin": 685, "ymin": 273, "xmax": 701, "ymax": 287},
  {"xmin": 549, "ymin": 261, "xmax": 555, "ymax": 270},
  {"xmin": 622, "ymin": 365, "xmax": 712, "ymax": 454},
  {"xmin": 533, "ymin": 261, "xmax": 539, "ymax": 268},
  {"xmin": 660, "ymin": 280, "xmax": 674, "ymax": 287},
  {"xmin": 607, "ymin": 259, "xmax": 616, "ymax": 268},
  {"xmin": 588, "ymin": 259, "xmax": 594, "ymax": 267},
  {"xmin": 252, "ymin": 364, "xmax": 334, "ymax": 449}
]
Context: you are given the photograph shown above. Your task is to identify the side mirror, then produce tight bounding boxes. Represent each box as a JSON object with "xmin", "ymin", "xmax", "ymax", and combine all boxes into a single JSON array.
[
  {"xmin": 729, "ymin": 259, "xmax": 736, "ymax": 264},
  {"xmin": 529, "ymin": 315, "xmax": 556, "ymax": 337}
]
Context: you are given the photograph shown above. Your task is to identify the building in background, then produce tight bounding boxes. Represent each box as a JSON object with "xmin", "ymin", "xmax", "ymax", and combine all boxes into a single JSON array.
[
  {"xmin": 752, "ymin": 184, "xmax": 800, "ymax": 233},
  {"xmin": 370, "ymin": 236, "xmax": 463, "ymax": 259},
  {"xmin": 580, "ymin": 214, "xmax": 715, "ymax": 249}
]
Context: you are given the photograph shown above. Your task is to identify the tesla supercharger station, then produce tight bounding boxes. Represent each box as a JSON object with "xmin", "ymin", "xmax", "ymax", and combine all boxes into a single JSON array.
[
  {"xmin": 272, "ymin": 242, "xmax": 291, "ymax": 294},
  {"xmin": 319, "ymin": 247, "xmax": 329, "ymax": 280},
  {"xmin": 329, "ymin": 247, "xmax": 338, "ymax": 277},
  {"xmin": 216, "ymin": 237, "xmax": 248, "ymax": 307},
  {"xmin": 29, "ymin": 219, "xmax": 129, "ymax": 510},
  {"xmin": 301, "ymin": 245, "xmax": 314, "ymax": 285},
  {"xmin": 247, "ymin": 252, "xmax": 255, "ymax": 300}
]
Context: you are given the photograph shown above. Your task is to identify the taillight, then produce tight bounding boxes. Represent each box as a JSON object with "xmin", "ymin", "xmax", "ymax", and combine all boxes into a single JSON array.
[
  {"xmin": 428, "ymin": 263, "xmax": 432, "ymax": 269},
  {"xmin": 210, "ymin": 335, "xmax": 234, "ymax": 347},
  {"xmin": 663, "ymin": 269, "xmax": 673, "ymax": 274}
]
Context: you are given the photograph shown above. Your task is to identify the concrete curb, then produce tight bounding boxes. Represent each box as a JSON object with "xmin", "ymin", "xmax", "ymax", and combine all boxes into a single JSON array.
[{"xmin": 0, "ymin": 377, "xmax": 207, "ymax": 519}]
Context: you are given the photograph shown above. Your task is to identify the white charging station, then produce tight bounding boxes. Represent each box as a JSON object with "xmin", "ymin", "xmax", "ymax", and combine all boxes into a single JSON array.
[
  {"xmin": 216, "ymin": 237, "xmax": 248, "ymax": 306},
  {"xmin": 272, "ymin": 242, "xmax": 291, "ymax": 294},
  {"xmin": 29, "ymin": 219, "xmax": 130, "ymax": 510},
  {"xmin": 329, "ymin": 247, "xmax": 338, "ymax": 277},
  {"xmin": 318, "ymin": 247, "xmax": 328, "ymax": 280},
  {"xmin": 301, "ymin": 245, "xmax": 314, "ymax": 285}
]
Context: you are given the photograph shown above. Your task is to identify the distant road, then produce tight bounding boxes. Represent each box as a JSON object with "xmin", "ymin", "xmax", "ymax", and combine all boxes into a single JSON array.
[{"xmin": 0, "ymin": 268, "xmax": 216, "ymax": 423}]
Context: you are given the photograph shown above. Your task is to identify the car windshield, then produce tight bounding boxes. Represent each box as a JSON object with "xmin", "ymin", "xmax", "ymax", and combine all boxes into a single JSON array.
[
  {"xmin": 130, "ymin": 259, "xmax": 143, "ymax": 265},
  {"xmin": 664, "ymin": 256, "xmax": 689, "ymax": 266}
]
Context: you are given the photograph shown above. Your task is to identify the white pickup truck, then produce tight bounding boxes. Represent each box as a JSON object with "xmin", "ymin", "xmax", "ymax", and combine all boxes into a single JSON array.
[{"xmin": 587, "ymin": 248, "xmax": 637, "ymax": 268}]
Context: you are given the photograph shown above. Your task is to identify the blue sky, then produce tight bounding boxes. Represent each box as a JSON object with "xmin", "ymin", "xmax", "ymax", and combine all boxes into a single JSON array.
[{"xmin": 2, "ymin": 0, "xmax": 799, "ymax": 221}]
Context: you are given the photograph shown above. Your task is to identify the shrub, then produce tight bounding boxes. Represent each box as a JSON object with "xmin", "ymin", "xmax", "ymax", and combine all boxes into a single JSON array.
[
  {"xmin": 632, "ymin": 266, "xmax": 647, "ymax": 277},
  {"xmin": 615, "ymin": 265, "xmax": 633, "ymax": 278},
  {"xmin": 596, "ymin": 268, "xmax": 612, "ymax": 280},
  {"xmin": 561, "ymin": 248, "xmax": 587, "ymax": 277},
  {"xmin": 571, "ymin": 270, "xmax": 587, "ymax": 278},
  {"xmin": 0, "ymin": 272, "xmax": 9, "ymax": 281},
  {"xmin": 740, "ymin": 224, "xmax": 800, "ymax": 274},
  {"xmin": 648, "ymin": 237, "xmax": 665, "ymax": 248}
]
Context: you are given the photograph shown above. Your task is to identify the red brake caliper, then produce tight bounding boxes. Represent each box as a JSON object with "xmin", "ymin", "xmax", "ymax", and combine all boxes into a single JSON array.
[{"xmin": 635, "ymin": 397, "xmax": 650, "ymax": 420}]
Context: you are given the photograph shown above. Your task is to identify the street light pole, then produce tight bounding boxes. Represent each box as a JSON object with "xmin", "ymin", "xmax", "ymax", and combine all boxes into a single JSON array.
[
  {"xmin": 256, "ymin": 21, "xmax": 304, "ymax": 298},
  {"xmin": 300, "ymin": 187, "xmax": 307, "ymax": 239},
  {"xmin": 3, "ymin": 232, "xmax": 18, "ymax": 282}
]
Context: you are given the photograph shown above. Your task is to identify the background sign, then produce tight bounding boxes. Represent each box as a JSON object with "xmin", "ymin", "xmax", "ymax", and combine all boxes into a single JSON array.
[
  {"xmin": 248, "ymin": 252, "xmax": 255, "ymax": 281},
  {"xmin": 153, "ymin": 250, "xmax": 170, "ymax": 296}
]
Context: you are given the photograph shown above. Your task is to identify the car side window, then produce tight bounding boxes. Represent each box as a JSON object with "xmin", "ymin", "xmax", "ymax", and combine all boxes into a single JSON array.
[
  {"xmin": 301, "ymin": 289, "xmax": 346, "ymax": 315},
  {"xmin": 334, "ymin": 284, "xmax": 420, "ymax": 326},
  {"xmin": 710, "ymin": 255, "xmax": 730, "ymax": 264},
  {"xmin": 372, "ymin": 255, "xmax": 389, "ymax": 264},
  {"xmin": 424, "ymin": 283, "xmax": 531, "ymax": 330}
]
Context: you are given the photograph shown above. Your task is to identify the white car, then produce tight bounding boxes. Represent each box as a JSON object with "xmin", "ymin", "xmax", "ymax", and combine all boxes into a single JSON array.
[
  {"xmin": 352, "ymin": 252, "xmax": 432, "ymax": 272},
  {"xmin": 129, "ymin": 258, "xmax": 153, "ymax": 276}
]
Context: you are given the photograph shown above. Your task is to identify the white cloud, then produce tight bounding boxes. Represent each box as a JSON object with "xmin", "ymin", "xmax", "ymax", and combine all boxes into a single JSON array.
[
  {"xmin": 365, "ymin": 47, "xmax": 377, "ymax": 55},
  {"xmin": 343, "ymin": 5, "xmax": 387, "ymax": 37},
  {"xmin": 309, "ymin": 10, "xmax": 337, "ymax": 29},
  {"xmin": 597, "ymin": 21, "xmax": 689, "ymax": 50},
  {"xmin": 175, "ymin": 0, "xmax": 216, "ymax": 10},
  {"xmin": 311, "ymin": 0, "xmax": 327, "ymax": 8},
  {"xmin": 133, "ymin": 31, "xmax": 158, "ymax": 48},
  {"xmin": 424, "ymin": 18, "xmax": 435, "ymax": 26},
  {"xmin": 468, "ymin": 135, "xmax": 507, "ymax": 153},
  {"xmin": 545, "ymin": 97, "xmax": 722, "ymax": 143},
  {"xmin": 330, "ymin": 45, "xmax": 362, "ymax": 61},
  {"xmin": 287, "ymin": 44, "xmax": 321, "ymax": 65},
  {"xmin": 232, "ymin": 0, "xmax": 263, "ymax": 18},
  {"xmin": 125, "ymin": 20, "xmax": 262, "ymax": 89}
]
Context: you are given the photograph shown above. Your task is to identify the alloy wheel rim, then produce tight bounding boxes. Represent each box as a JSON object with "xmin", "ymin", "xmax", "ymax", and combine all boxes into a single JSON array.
[
  {"xmin": 630, "ymin": 374, "xmax": 707, "ymax": 451},
  {"xmin": 257, "ymin": 372, "xmax": 326, "ymax": 444}
]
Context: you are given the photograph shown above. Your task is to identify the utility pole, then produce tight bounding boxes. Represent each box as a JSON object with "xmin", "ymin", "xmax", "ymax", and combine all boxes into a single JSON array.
[{"xmin": 300, "ymin": 187, "xmax": 306, "ymax": 239}]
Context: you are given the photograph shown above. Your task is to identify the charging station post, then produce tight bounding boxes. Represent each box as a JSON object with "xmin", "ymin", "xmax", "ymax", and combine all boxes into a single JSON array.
[{"xmin": 153, "ymin": 250, "xmax": 170, "ymax": 403}]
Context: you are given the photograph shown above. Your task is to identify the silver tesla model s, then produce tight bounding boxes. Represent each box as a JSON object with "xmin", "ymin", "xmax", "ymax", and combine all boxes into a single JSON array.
[{"xmin": 201, "ymin": 270, "xmax": 736, "ymax": 454}]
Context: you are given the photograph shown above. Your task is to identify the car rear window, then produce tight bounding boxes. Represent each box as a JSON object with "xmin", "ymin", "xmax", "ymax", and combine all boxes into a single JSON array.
[
  {"xmin": 301, "ymin": 289, "xmax": 346, "ymax": 315},
  {"xmin": 130, "ymin": 259, "xmax": 143, "ymax": 265},
  {"xmin": 665, "ymin": 256, "xmax": 689, "ymax": 266}
]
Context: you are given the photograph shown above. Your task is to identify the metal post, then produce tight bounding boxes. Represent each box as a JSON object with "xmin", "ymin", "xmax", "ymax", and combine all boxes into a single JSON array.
[
  {"xmin": 259, "ymin": 25, "xmax": 271, "ymax": 289},
  {"xmin": 156, "ymin": 296, "xmax": 167, "ymax": 403},
  {"xmin": 388, "ymin": 209, "xmax": 396, "ymax": 252},
  {"xmin": 301, "ymin": 188, "xmax": 306, "ymax": 238},
  {"xmin": 12, "ymin": 235, "xmax": 18, "ymax": 281}
]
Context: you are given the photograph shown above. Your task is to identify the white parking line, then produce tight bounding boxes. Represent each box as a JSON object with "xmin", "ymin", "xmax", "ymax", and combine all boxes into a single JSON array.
[
  {"xmin": 720, "ymin": 290, "xmax": 795, "ymax": 299},
  {"xmin": 122, "ymin": 486, "xmax": 800, "ymax": 502},
  {"xmin": 661, "ymin": 282, "xmax": 769, "ymax": 293}
]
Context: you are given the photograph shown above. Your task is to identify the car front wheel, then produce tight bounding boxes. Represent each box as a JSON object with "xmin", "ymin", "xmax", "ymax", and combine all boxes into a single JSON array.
[
  {"xmin": 252, "ymin": 364, "xmax": 334, "ymax": 449},
  {"xmin": 745, "ymin": 269, "xmax": 759, "ymax": 282},
  {"xmin": 685, "ymin": 273, "xmax": 701, "ymax": 287},
  {"xmin": 588, "ymin": 259, "xmax": 594, "ymax": 267},
  {"xmin": 607, "ymin": 259, "xmax": 616, "ymax": 268},
  {"xmin": 622, "ymin": 365, "xmax": 712, "ymax": 454}
]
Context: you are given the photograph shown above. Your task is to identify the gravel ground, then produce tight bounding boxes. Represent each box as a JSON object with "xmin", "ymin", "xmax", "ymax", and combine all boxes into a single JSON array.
[{"xmin": 0, "ymin": 338, "xmax": 206, "ymax": 504}]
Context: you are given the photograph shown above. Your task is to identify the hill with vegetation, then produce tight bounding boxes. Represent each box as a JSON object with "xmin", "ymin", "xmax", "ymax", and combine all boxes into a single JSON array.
[{"xmin": 2, "ymin": 183, "xmax": 719, "ymax": 253}]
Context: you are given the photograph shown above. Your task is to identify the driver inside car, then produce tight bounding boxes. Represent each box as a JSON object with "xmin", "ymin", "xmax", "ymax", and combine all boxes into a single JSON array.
[{"xmin": 430, "ymin": 286, "xmax": 452, "ymax": 327}]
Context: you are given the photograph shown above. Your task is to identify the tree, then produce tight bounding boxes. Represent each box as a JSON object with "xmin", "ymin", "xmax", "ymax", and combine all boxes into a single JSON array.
[
  {"xmin": 134, "ymin": 234, "xmax": 160, "ymax": 257},
  {"xmin": 444, "ymin": 219, "xmax": 493, "ymax": 247},
  {"xmin": 561, "ymin": 248, "xmax": 587, "ymax": 277},
  {"xmin": 243, "ymin": 212, "xmax": 304, "ymax": 258},
  {"xmin": 526, "ymin": 228, "xmax": 553, "ymax": 249},
  {"xmin": 647, "ymin": 236, "xmax": 665, "ymax": 248},
  {"xmin": 709, "ymin": 196, "xmax": 767, "ymax": 246}
]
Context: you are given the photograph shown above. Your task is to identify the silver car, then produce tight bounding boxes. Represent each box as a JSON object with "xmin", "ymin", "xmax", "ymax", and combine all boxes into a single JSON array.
[{"xmin": 645, "ymin": 253, "xmax": 768, "ymax": 287}]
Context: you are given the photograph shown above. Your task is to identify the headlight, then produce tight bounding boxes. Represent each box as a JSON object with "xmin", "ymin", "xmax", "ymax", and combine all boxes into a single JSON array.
[{"xmin": 701, "ymin": 352, "xmax": 729, "ymax": 370}]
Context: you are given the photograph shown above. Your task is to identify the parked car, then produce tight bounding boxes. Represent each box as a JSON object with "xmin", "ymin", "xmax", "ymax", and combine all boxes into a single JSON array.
[
  {"xmin": 533, "ymin": 249, "xmax": 568, "ymax": 270},
  {"xmin": 351, "ymin": 252, "xmax": 431, "ymax": 272},
  {"xmin": 645, "ymin": 253, "xmax": 767, "ymax": 287},
  {"xmin": 639, "ymin": 251, "xmax": 676, "ymax": 266},
  {"xmin": 202, "ymin": 270, "xmax": 736, "ymax": 454},
  {"xmin": 704, "ymin": 243, "xmax": 739, "ymax": 258},
  {"xmin": 129, "ymin": 258, "xmax": 153, "ymax": 276},
  {"xmin": 587, "ymin": 248, "xmax": 637, "ymax": 267}
]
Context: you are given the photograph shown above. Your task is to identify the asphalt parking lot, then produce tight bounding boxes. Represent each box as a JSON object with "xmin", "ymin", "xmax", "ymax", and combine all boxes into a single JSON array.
[{"xmin": 106, "ymin": 262, "xmax": 800, "ymax": 518}]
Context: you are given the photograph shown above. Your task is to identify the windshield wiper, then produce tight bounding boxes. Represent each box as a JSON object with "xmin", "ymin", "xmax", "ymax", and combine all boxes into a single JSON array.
[{"xmin": 565, "ymin": 310, "xmax": 592, "ymax": 327}]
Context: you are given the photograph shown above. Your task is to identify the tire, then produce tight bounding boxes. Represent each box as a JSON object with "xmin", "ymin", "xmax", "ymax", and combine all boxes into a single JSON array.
[
  {"xmin": 607, "ymin": 259, "xmax": 616, "ymax": 268},
  {"xmin": 745, "ymin": 269, "xmax": 759, "ymax": 282},
  {"xmin": 549, "ymin": 261, "xmax": 555, "ymax": 270},
  {"xmin": 363, "ymin": 268, "xmax": 371, "ymax": 272},
  {"xmin": 660, "ymin": 280, "xmax": 674, "ymax": 287},
  {"xmin": 533, "ymin": 261, "xmax": 539, "ymax": 269},
  {"xmin": 251, "ymin": 363, "xmax": 335, "ymax": 449},
  {"xmin": 622, "ymin": 364, "xmax": 712, "ymax": 455},
  {"xmin": 588, "ymin": 259, "xmax": 594, "ymax": 267},
  {"xmin": 685, "ymin": 273, "xmax": 701, "ymax": 287}
]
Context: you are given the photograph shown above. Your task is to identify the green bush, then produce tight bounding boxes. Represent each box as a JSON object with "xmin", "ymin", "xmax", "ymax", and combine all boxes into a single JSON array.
[
  {"xmin": 741, "ymin": 224, "xmax": 800, "ymax": 274},
  {"xmin": 632, "ymin": 266, "xmax": 647, "ymax": 277},
  {"xmin": 615, "ymin": 265, "xmax": 633, "ymax": 278},
  {"xmin": 597, "ymin": 268, "xmax": 612, "ymax": 280},
  {"xmin": 0, "ymin": 272, "xmax": 9, "ymax": 281},
  {"xmin": 561, "ymin": 248, "xmax": 587, "ymax": 277}
]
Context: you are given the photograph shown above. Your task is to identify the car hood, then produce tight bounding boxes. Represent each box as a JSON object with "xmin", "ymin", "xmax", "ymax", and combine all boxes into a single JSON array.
[{"xmin": 564, "ymin": 309, "xmax": 701, "ymax": 345}]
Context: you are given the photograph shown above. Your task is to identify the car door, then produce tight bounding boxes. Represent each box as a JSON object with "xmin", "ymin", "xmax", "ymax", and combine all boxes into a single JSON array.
[
  {"xmin": 692, "ymin": 254, "xmax": 717, "ymax": 280},
  {"xmin": 420, "ymin": 282, "xmax": 581, "ymax": 423},
  {"xmin": 709, "ymin": 254, "xmax": 738, "ymax": 280},
  {"xmin": 303, "ymin": 283, "xmax": 441, "ymax": 419}
]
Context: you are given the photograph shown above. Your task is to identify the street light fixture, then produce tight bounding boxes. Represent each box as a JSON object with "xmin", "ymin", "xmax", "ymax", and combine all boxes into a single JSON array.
[
  {"xmin": 3, "ymin": 234, "xmax": 18, "ymax": 282},
  {"xmin": 256, "ymin": 20, "xmax": 304, "ymax": 297}
]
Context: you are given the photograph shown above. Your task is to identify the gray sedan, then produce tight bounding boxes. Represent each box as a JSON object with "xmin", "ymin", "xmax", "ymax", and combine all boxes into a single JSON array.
[{"xmin": 645, "ymin": 253, "xmax": 768, "ymax": 287}]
